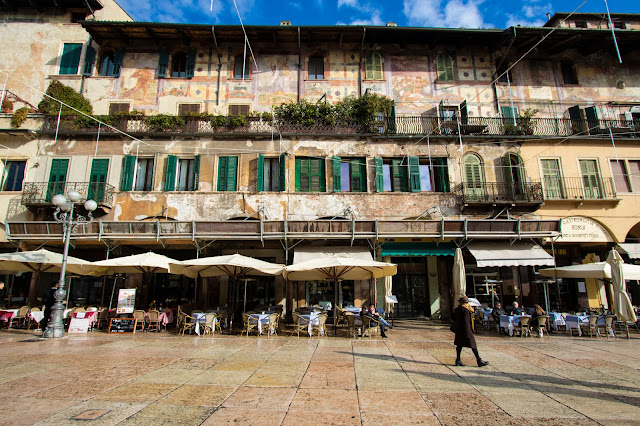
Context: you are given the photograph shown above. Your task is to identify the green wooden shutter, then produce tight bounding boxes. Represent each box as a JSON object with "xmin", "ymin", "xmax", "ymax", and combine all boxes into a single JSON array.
[
  {"xmin": 584, "ymin": 106, "xmax": 600, "ymax": 133},
  {"xmin": 186, "ymin": 49, "xmax": 196, "ymax": 78},
  {"xmin": 192, "ymin": 155, "xmax": 200, "ymax": 191},
  {"xmin": 217, "ymin": 156, "xmax": 228, "ymax": 191},
  {"xmin": 503, "ymin": 153, "xmax": 514, "ymax": 187},
  {"xmin": 310, "ymin": 158, "xmax": 325, "ymax": 192},
  {"xmin": 295, "ymin": 158, "xmax": 302, "ymax": 192},
  {"xmin": 158, "ymin": 48, "xmax": 169, "ymax": 78},
  {"xmin": 435, "ymin": 158, "xmax": 449, "ymax": 192},
  {"xmin": 121, "ymin": 155, "xmax": 135, "ymax": 191},
  {"xmin": 391, "ymin": 159, "xmax": 407, "ymax": 192},
  {"xmin": 164, "ymin": 155, "xmax": 177, "ymax": 191},
  {"xmin": 409, "ymin": 156, "xmax": 421, "ymax": 192},
  {"xmin": 438, "ymin": 100, "xmax": 445, "ymax": 120},
  {"xmin": 88, "ymin": 159, "xmax": 108, "ymax": 202},
  {"xmin": 501, "ymin": 106, "xmax": 519, "ymax": 119},
  {"xmin": 59, "ymin": 43, "xmax": 82, "ymax": 75},
  {"xmin": 332, "ymin": 156, "xmax": 342, "ymax": 192},
  {"xmin": 113, "ymin": 48, "xmax": 124, "ymax": 77},
  {"xmin": 82, "ymin": 45, "xmax": 96, "ymax": 77},
  {"xmin": 257, "ymin": 154, "xmax": 264, "ymax": 192},
  {"xmin": 463, "ymin": 155, "xmax": 483, "ymax": 199},
  {"xmin": 568, "ymin": 105, "xmax": 582, "ymax": 134},
  {"xmin": 580, "ymin": 159, "xmax": 601, "ymax": 199},
  {"xmin": 388, "ymin": 102, "xmax": 397, "ymax": 133},
  {"xmin": 226, "ymin": 156, "xmax": 237, "ymax": 191},
  {"xmin": 365, "ymin": 54, "xmax": 373, "ymax": 80},
  {"xmin": 436, "ymin": 54, "xmax": 453, "ymax": 81},
  {"xmin": 374, "ymin": 157, "xmax": 384, "ymax": 192},
  {"xmin": 351, "ymin": 158, "xmax": 365, "ymax": 192},
  {"xmin": 297, "ymin": 158, "xmax": 309, "ymax": 192},
  {"xmin": 278, "ymin": 154, "xmax": 286, "ymax": 192},
  {"xmin": 541, "ymin": 159, "xmax": 562, "ymax": 198},
  {"xmin": 373, "ymin": 53, "xmax": 382, "ymax": 80},
  {"xmin": 47, "ymin": 159, "xmax": 69, "ymax": 202},
  {"xmin": 460, "ymin": 100, "xmax": 468, "ymax": 124}
]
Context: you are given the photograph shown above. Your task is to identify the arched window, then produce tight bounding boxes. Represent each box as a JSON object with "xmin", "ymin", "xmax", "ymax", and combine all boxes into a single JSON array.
[
  {"xmin": 233, "ymin": 55, "xmax": 250, "ymax": 79},
  {"xmin": 171, "ymin": 52, "xmax": 187, "ymax": 78},
  {"xmin": 99, "ymin": 52, "xmax": 117, "ymax": 76},
  {"xmin": 463, "ymin": 153, "xmax": 485, "ymax": 199},
  {"xmin": 436, "ymin": 53, "xmax": 455, "ymax": 82},
  {"xmin": 365, "ymin": 52, "xmax": 382, "ymax": 80}
]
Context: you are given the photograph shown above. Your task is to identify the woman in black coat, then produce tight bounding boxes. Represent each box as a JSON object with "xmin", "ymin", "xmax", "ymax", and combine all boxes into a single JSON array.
[{"xmin": 453, "ymin": 296, "xmax": 489, "ymax": 367}]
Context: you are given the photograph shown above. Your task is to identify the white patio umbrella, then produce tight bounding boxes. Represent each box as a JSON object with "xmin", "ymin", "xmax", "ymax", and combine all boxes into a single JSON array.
[
  {"xmin": 284, "ymin": 256, "xmax": 397, "ymax": 332},
  {"xmin": 539, "ymin": 262, "xmax": 640, "ymax": 280},
  {"xmin": 0, "ymin": 249, "xmax": 101, "ymax": 305},
  {"xmin": 383, "ymin": 275, "xmax": 393, "ymax": 313},
  {"xmin": 452, "ymin": 247, "xmax": 466, "ymax": 306},
  {"xmin": 169, "ymin": 254, "xmax": 284, "ymax": 330},
  {"xmin": 92, "ymin": 252, "xmax": 181, "ymax": 309},
  {"xmin": 607, "ymin": 250, "xmax": 637, "ymax": 323}
]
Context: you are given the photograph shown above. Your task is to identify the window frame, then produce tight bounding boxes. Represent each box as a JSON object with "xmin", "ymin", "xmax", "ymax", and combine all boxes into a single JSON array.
[
  {"xmin": 109, "ymin": 102, "xmax": 131, "ymax": 115},
  {"xmin": 178, "ymin": 103, "xmax": 200, "ymax": 116},
  {"xmin": 308, "ymin": 56, "xmax": 325, "ymax": 80},
  {"xmin": 609, "ymin": 158, "xmax": 640, "ymax": 194},
  {"xmin": 364, "ymin": 52, "xmax": 383, "ymax": 81},
  {"xmin": 462, "ymin": 153, "xmax": 485, "ymax": 198},
  {"xmin": 295, "ymin": 157, "xmax": 326, "ymax": 193},
  {"xmin": 217, "ymin": 156, "xmax": 238, "ymax": 192},
  {"xmin": 539, "ymin": 157, "xmax": 565, "ymax": 199},
  {"xmin": 436, "ymin": 53, "xmax": 456, "ymax": 82},
  {"xmin": 98, "ymin": 49, "xmax": 123, "ymax": 77},
  {"xmin": 121, "ymin": 155, "xmax": 155, "ymax": 192},
  {"xmin": 578, "ymin": 158, "xmax": 603, "ymax": 199},
  {"xmin": 258, "ymin": 155, "xmax": 286, "ymax": 192},
  {"xmin": 560, "ymin": 62, "xmax": 579, "ymax": 85},
  {"xmin": 228, "ymin": 104, "xmax": 250, "ymax": 117},
  {"xmin": 171, "ymin": 52, "xmax": 188, "ymax": 78},
  {"xmin": 1, "ymin": 160, "xmax": 27, "ymax": 192},
  {"xmin": 59, "ymin": 43, "xmax": 83, "ymax": 75},
  {"xmin": 233, "ymin": 54, "xmax": 251, "ymax": 79},
  {"xmin": 332, "ymin": 157, "xmax": 367, "ymax": 193}
]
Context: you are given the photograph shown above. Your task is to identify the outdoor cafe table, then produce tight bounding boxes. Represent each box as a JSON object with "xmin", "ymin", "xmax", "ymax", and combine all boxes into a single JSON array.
[
  {"xmin": 0, "ymin": 309, "xmax": 18, "ymax": 324},
  {"xmin": 248, "ymin": 313, "xmax": 272, "ymax": 335},
  {"xmin": 145, "ymin": 309, "xmax": 174, "ymax": 327},
  {"xmin": 29, "ymin": 310, "xmax": 45, "ymax": 329},
  {"xmin": 500, "ymin": 315, "xmax": 530, "ymax": 336},
  {"xmin": 548, "ymin": 312, "xmax": 565, "ymax": 331},
  {"xmin": 565, "ymin": 315, "xmax": 606, "ymax": 336},
  {"xmin": 343, "ymin": 306, "xmax": 361, "ymax": 314},
  {"xmin": 192, "ymin": 311, "xmax": 226, "ymax": 335},
  {"xmin": 72, "ymin": 311, "xmax": 98, "ymax": 328},
  {"xmin": 300, "ymin": 312, "xmax": 321, "ymax": 336}
]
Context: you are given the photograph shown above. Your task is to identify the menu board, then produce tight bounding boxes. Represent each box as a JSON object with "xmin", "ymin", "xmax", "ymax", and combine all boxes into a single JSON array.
[
  {"xmin": 108, "ymin": 318, "xmax": 137, "ymax": 333},
  {"xmin": 68, "ymin": 318, "xmax": 91, "ymax": 334},
  {"xmin": 116, "ymin": 288, "xmax": 136, "ymax": 314}
]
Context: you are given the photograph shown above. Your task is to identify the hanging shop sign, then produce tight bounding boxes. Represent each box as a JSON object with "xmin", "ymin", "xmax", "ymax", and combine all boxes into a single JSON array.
[{"xmin": 555, "ymin": 216, "xmax": 614, "ymax": 243}]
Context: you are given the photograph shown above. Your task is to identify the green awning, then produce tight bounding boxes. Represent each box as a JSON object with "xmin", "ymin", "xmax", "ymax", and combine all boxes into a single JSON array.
[{"xmin": 381, "ymin": 242, "xmax": 455, "ymax": 257}]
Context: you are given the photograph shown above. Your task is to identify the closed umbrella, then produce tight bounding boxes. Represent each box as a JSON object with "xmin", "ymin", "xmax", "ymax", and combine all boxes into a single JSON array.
[
  {"xmin": 539, "ymin": 262, "xmax": 640, "ymax": 280},
  {"xmin": 284, "ymin": 256, "xmax": 397, "ymax": 333},
  {"xmin": 607, "ymin": 250, "xmax": 637, "ymax": 323},
  {"xmin": 383, "ymin": 275, "xmax": 393, "ymax": 314},
  {"xmin": 0, "ymin": 248, "xmax": 101, "ymax": 304},
  {"xmin": 452, "ymin": 247, "xmax": 466, "ymax": 305}
]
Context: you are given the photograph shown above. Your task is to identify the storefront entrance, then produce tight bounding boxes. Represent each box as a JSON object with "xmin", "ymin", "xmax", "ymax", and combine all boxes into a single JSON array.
[{"xmin": 391, "ymin": 258, "xmax": 428, "ymax": 318}]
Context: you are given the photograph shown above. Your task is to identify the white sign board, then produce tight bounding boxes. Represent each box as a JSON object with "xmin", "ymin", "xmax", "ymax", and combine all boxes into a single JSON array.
[
  {"xmin": 116, "ymin": 288, "xmax": 136, "ymax": 314},
  {"xmin": 385, "ymin": 295, "xmax": 398, "ymax": 304},
  {"xmin": 555, "ymin": 216, "xmax": 614, "ymax": 243},
  {"xmin": 68, "ymin": 318, "xmax": 91, "ymax": 334}
]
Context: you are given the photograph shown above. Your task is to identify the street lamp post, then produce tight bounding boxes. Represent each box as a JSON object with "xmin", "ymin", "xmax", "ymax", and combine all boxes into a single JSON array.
[{"xmin": 42, "ymin": 190, "xmax": 97, "ymax": 338}]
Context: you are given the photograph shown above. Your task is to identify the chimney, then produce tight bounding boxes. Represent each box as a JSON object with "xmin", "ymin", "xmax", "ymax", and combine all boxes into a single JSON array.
[
  {"xmin": 386, "ymin": 22, "xmax": 397, "ymax": 27},
  {"xmin": 280, "ymin": 20, "xmax": 291, "ymax": 26},
  {"xmin": 546, "ymin": 13, "xmax": 551, "ymax": 20}
]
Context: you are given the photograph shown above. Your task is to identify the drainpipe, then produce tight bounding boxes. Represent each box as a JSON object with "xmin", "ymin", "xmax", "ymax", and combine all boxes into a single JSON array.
[
  {"xmin": 211, "ymin": 26, "xmax": 222, "ymax": 106},
  {"xmin": 79, "ymin": 37, "xmax": 92, "ymax": 95},
  {"xmin": 297, "ymin": 27, "xmax": 301, "ymax": 102},
  {"xmin": 358, "ymin": 28, "xmax": 366, "ymax": 98}
]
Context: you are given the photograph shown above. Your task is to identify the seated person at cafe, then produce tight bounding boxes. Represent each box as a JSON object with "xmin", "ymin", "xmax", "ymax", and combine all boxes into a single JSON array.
[
  {"xmin": 507, "ymin": 301, "xmax": 523, "ymax": 316},
  {"xmin": 530, "ymin": 304, "xmax": 546, "ymax": 329},
  {"xmin": 491, "ymin": 302, "xmax": 506, "ymax": 323},
  {"xmin": 362, "ymin": 304, "xmax": 390, "ymax": 338}
]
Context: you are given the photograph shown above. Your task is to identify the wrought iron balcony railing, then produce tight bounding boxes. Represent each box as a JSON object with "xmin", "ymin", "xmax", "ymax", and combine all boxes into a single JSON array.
[
  {"xmin": 542, "ymin": 177, "xmax": 617, "ymax": 201},
  {"xmin": 454, "ymin": 181, "xmax": 544, "ymax": 205},
  {"xmin": 21, "ymin": 182, "xmax": 115, "ymax": 207}
]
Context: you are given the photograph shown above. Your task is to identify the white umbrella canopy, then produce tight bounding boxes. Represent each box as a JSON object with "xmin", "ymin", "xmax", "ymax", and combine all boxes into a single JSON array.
[
  {"xmin": 607, "ymin": 250, "xmax": 637, "ymax": 323},
  {"xmin": 0, "ymin": 248, "xmax": 101, "ymax": 276},
  {"xmin": 539, "ymin": 262, "xmax": 640, "ymax": 280},
  {"xmin": 452, "ymin": 248, "xmax": 466, "ymax": 305},
  {"xmin": 92, "ymin": 252, "xmax": 180, "ymax": 274},
  {"xmin": 284, "ymin": 256, "xmax": 396, "ymax": 281},
  {"xmin": 169, "ymin": 253, "xmax": 284, "ymax": 279}
]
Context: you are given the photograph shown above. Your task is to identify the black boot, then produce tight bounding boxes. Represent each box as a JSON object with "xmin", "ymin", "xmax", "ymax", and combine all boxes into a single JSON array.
[
  {"xmin": 455, "ymin": 359, "xmax": 466, "ymax": 366},
  {"xmin": 477, "ymin": 359, "xmax": 489, "ymax": 367}
]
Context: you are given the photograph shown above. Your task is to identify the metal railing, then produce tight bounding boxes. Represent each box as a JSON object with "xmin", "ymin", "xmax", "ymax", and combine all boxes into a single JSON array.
[
  {"xmin": 453, "ymin": 181, "xmax": 544, "ymax": 204},
  {"xmin": 5, "ymin": 218, "xmax": 561, "ymax": 241},
  {"xmin": 21, "ymin": 182, "xmax": 115, "ymax": 206},
  {"xmin": 542, "ymin": 177, "xmax": 617, "ymax": 200}
]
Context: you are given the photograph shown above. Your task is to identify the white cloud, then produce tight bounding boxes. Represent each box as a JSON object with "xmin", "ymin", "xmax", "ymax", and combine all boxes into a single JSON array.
[
  {"xmin": 522, "ymin": 0, "xmax": 552, "ymax": 19},
  {"xmin": 505, "ymin": 0, "xmax": 551, "ymax": 28},
  {"xmin": 403, "ymin": 0, "xmax": 487, "ymax": 28},
  {"xmin": 348, "ymin": 10, "xmax": 384, "ymax": 25},
  {"xmin": 506, "ymin": 15, "xmax": 545, "ymax": 27},
  {"xmin": 117, "ymin": 0, "xmax": 223, "ymax": 23}
]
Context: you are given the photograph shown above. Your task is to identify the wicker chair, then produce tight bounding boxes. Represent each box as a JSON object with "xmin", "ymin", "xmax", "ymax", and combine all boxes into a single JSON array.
[
  {"xmin": 598, "ymin": 315, "xmax": 615, "ymax": 338},
  {"xmin": 515, "ymin": 316, "xmax": 531, "ymax": 338},
  {"xmin": 179, "ymin": 313, "xmax": 197, "ymax": 335},
  {"xmin": 267, "ymin": 313, "xmax": 279, "ymax": 337},
  {"xmin": 290, "ymin": 313, "xmax": 310, "ymax": 337},
  {"xmin": 345, "ymin": 313, "xmax": 360, "ymax": 337},
  {"xmin": 241, "ymin": 313, "xmax": 259, "ymax": 336},
  {"xmin": 362, "ymin": 315, "xmax": 380, "ymax": 339},
  {"xmin": 580, "ymin": 315, "xmax": 599, "ymax": 338},
  {"xmin": 9, "ymin": 305, "xmax": 29, "ymax": 328},
  {"xmin": 312, "ymin": 313, "xmax": 328, "ymax": 337},
  {"xmin": 147, "ymin": 309, "xmax": 160, "ymax": 332},
  {"xmin": 96, "ymin": 308, "xmax": 109, "ymax": 330},
  {"xmin": 133, "ymin": 310, "xmax": 146, "ymax": 332},
  {"xmin": 201, "ymin": 313, "xmax": 218, "ymax": 336},
  {"xmin": 534, "ymin": 315, "xmax": 550, "ymax": 338}
]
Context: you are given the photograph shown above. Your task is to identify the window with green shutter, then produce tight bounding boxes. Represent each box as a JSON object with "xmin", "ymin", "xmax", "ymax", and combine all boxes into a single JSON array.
[
  {"xmin": 579, "ymin": 159, "xmax": 602, "ymax": 199},
  {"xmin": 365, "ymin": 52, "xmax": 383, "ymax": 80},
  {"xmin": 88, "ymin": 159, "xmax": 109, "ymax": 202},
  {"xmin": 158, "ymin": 48, "xmax": 169, "ymax": 78},
  {"xmin": 350, "ymin": 158, "xmax": 366, "ymax": 192},
  {"xmin": 295, "ymin": 157, "xmax": 325, "ymax": 192},
  {"xmin": 46, "ymin": 158, "xmax": 69, "ymax": 202},
  {"xmin": 83, "ymin": 45, "xmax": 96, "ymax": 77},
  {"xmin": 332, "ymin": 156, "xmax": 342, "ymax": 192},
  {"xmin": 258, "ymin": 155, "xmax": 284, "ymax": 192},
  {"xmin": 164, "ymin": 155, "xmax": 177, "ymax": 191},
  {"xmin": 121, "ymin": 155, "xmax": 135, "ymax": 191},
  {"xmin": 186, "ymin": 49, "xmax": 196, "ymax": 79},
  {"xmin": 436, "ymin": 53, "xmax": 455, "ymax": 82},
  {"xmin": 408, "ymin": 156, "xmax": 421, "ymax": 192},
  {"xmin": 217, "ymin": 156, "xmax": 238, "ymax": 191},
  {"xmin": 59, "ymin": 43, "xmax": 83, "ymax": 75},
  {"xmin": 541, "ymin": 158, "xmax": 564, "ymax": 199},
  {"xmin": 391, "ymin": 159, "xmax": 408, "ymax": 192},
  {"xmin": 463, "ymin": 153, "xmax": 484, "ymax": 199},
  {"xmin": 374, "ymin": 157, "xmax": 384, "ymax": 192}
]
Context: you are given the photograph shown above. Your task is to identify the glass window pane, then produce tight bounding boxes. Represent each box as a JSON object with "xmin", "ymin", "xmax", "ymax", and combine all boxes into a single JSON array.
[
  {"xmin": 419, "ymin": 164, "xmax": 431, "ymax": 192},
  {"xmin": 628, "ymin": 160, "xmax": 640, "ymax": 193},
  {"xmin": 610, "ymin": 160, "xmax": 631, "ymax": 193},
  {"xmin": 382, "ymin": 164, "xmax": 392, "ymax": 192},
  {"xmin": 341, "ymin": 162, "xmax": 350, "ymax": 191}
]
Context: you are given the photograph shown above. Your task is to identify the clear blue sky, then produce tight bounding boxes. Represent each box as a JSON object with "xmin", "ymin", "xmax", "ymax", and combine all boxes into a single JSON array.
[{"xmin": 115, "ymin": 0, "xmax": 640, "ymax": 29}]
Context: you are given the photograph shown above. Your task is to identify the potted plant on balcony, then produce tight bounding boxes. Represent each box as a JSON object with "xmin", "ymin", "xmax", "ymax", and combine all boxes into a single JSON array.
[
  {"xmin": 517, "ymin": 108, "xmax": 539, "ymax": 136},
  {"xmin": 1, "ymin": 99, "xmax": 13, "ymax": 113},
  {"xmin": 10, "ymin": 106, "xmax": 30, "ymax": 128}
]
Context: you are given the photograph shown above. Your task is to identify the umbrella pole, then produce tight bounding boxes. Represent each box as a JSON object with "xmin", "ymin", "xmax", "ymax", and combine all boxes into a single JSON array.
[
  {"xmin": 100, "ymin": 275, "xmax": 107, "ymax": 308},
  {"xmin": 243, "ymin": 279, "xmax": 247, "ymax": 314},
  {"xmin": 66, "ymin": 276, "xmax": 72, "ymax": 306},
  {"xmin": 334, "ymin": 277, "xmax": 338, "ymax": 336},
  {"xmin": 109, "ymin": 276, "xmax": 118, "ymax": 311}
]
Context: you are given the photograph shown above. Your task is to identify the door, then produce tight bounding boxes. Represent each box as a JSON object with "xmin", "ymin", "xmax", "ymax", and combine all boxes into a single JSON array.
[
  {"xmin": 503, "ymin": 153, "xmax": 525, "ymax": 200},
  {"xmin": 88, "ymin": 159, "xmax": 109, "ymax": 203},
  {"xmin": 391, "ymin": 258, "xmax": 427, "ymax": 318},
  {"xmin": 46, "ymin": 159, "xmax": 69, "ymax": 202}
]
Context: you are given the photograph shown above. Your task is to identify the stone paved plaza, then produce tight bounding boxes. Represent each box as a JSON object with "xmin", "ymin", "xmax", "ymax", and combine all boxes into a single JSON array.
[{"xmin": 1, "ymin": 321, "xmax": 639, "ymax": 425}]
